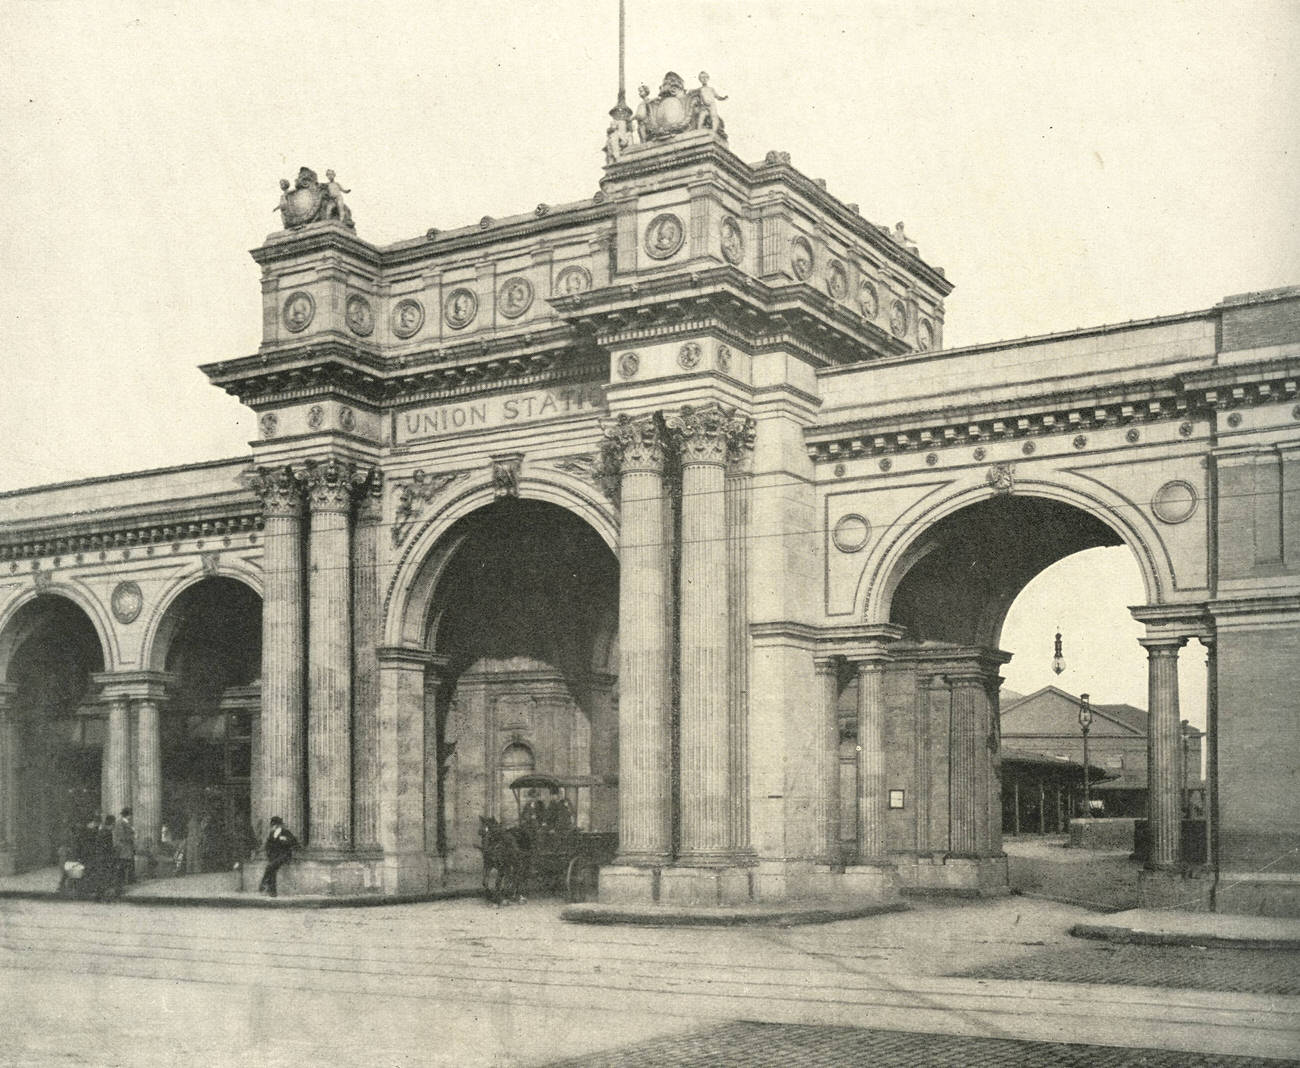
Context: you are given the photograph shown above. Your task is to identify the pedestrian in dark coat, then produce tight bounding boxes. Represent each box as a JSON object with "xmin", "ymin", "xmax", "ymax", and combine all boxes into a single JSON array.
[
  {"xmin": 113, "ymin": 807, "xmax": 136, "ymax": 890},
  {"xmin": 258, "ymin": 816, "xmax": 298, "ymax": 898},
  {"xmin": 96, "ymin": 816, "xmax": 117, "ymax": 900}
]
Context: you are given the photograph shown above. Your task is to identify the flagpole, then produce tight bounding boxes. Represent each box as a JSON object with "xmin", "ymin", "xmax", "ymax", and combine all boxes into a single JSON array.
[{"xmin": 611, "ymin": 0, "xmax": 631, "ymax": 120}]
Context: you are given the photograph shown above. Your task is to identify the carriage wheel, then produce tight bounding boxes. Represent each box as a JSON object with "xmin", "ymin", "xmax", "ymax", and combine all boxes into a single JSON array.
[{"xmin": 565, "ymin": 857, "xmax": 599, "ymax": 903}]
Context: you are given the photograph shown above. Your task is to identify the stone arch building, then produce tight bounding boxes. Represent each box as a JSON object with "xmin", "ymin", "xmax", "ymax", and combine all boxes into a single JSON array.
[{"xmin": 1, "ymin": 91, "xmax": 1297, "ymax": 914}]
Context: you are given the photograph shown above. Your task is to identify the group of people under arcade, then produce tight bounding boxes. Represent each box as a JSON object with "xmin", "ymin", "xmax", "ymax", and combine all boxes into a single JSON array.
[{"xmin": 519, "ymin": 788, "xmax": 575, "ymax": 839}]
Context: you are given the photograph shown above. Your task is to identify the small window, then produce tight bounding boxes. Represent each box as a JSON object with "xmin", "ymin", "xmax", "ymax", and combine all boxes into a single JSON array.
[{"xmin": 888, "ymin": 789, "xmax": 905, "ymax": 810}]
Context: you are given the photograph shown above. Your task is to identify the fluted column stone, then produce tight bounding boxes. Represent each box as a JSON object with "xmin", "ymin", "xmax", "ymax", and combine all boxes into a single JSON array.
[
  {"xmin": 855, "ymin": 657, "xmax": 888, "ymax": 861},
  {"xmin": 724, "ymin": 450, "xmax": 754, "ymax": 857},
  {"xmin": 603, "ymin": 413, "xmax": 673, "ymax": 864},
  {"xmin": 135, "ymin": 696, "xmax": 163, "ymax": 852},
  {"xmin": 0, "ymin": 684, "xmax": 18, "ymax": 872},
  {"xmin": 665, "ymin": 402, "xmax": 754, "ymax": 864},
  {"xmin": 947, "ymin": 672, "xmax": 984, "ymax": 858},
  {"xmin": 1141, "ymin": 636, "xmax": 1186, "ymax": 870},
  {"xmin": 813, "ymin": 657, "xmax": 841, "ymax": 864},
  {"xmin": 303, "ymin": 457, "xmax": 367, "ymax": 852},
  {"xmin": 352, "ymin": 471, "xmax": 383, "ymax": 852},
  {"xmin": 247, "ymin": 465, "xmax": 305, "ymax": 835},
  {"xmin": 102, "ymin": 696, "xmax": 133, "ymax": 819}
]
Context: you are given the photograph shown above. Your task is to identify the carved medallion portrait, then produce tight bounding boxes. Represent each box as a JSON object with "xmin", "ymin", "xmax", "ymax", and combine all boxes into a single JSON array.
[
  {"xmin": 859, "ymin": 280, "xmax": 879, "ymax": 319},
  {"xmin": 498, "ymin": 276, "xmax": 534, "ymax": 319},
  {"xmin": 1152, "ymin": 480, "xmax": 1198, "ymax": 524},
  {"xmin": 110, "ymin": 581, "xmax": 143, "ymax": 625},
  {"xmin": 282, "ymin": 291, "xmax": 315, "ymax": 332},
  {"xmin": 617, "ymin": 351, "xmax": 640, "ymax": 379},
  {"xmin": 644, "ymin": 212, "xmax": 686, "ymax": 259},
  {"xmin": 259, "ymin": 413, "xmax": 278, "ymax": 439},
  {"xmin": 917, "ymin": 318, "xmax": 935, "ymax": 351},
  {"xmin": 339, "ymin": 407, "xmax": 356, "ymax": 432},
  {"xmin": 889, "ymin": 300, "xmax": 908, "ymax": 337},
  {"xmin": 720, "ymin": 217, "xmax": 744, "ymax": 265},
  {"xmin": 678, "ymin": 342, "xmax": 702, "ymax": 370},
  {"xmin": 827, "ymin": 260, "xmax": 848, "ymax": 301},
  {"xmin": 554, "ymin": 265, "xmax": 592, "ymax": 296},
  {"xmin": 832, "ymin": 514, "xmax": 871, "ymax": 553},
  {"xmin": 790, "ymin": 237, "xmax": 814, "ymax": 280},
  {"xmin": 716, "ymin": 344, "xmax": 732, "ymax": 373},
  {"xmin": 307, "ymin": 404, "xmax": 325, "ymax": 430},
  {"xmin": 392, "ymin": 298, "xmax": 424, "ymax": 339},
  {"xmin": 345, "ymin": 295, "xmax": 374, "ymax": 336},
  {"xmin": 444, "ymin": 287, "xmax": 479, "ymax": 329}
]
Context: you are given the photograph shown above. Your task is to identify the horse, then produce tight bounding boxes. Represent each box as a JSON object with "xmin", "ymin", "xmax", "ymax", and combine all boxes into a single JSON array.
[{"xmin": 478, "ymin": 815, "xmax": 531, "ymax": 904}]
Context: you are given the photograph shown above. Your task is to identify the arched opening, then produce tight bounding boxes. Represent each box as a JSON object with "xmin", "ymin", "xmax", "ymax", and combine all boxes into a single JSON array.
[
  {"xmin": 424, "ymin": 498, "xmax": 618, "ymax": 874},
  {"xmin": 2, "ymin": 595, "xmax": 106, "ymax": 872},
  {"xmin": 155, "ymin": 578, "xmax": 261, "ymax": 872}
]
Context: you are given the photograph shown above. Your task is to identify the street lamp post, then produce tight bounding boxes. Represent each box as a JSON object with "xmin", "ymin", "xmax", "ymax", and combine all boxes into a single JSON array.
[{"xmin": 1079, "ymin": 692, "xmax": 1093, "ymax": 818}]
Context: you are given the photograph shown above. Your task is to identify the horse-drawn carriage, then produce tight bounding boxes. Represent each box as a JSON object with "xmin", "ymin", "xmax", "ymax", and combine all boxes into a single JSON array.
[{"xmin": 478, "ymin": 773, "xmax": 618, "ymax": 903}]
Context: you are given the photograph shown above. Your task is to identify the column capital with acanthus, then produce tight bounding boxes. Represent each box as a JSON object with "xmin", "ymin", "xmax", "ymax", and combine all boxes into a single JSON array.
[
  {"xmin": 601, "ymin": 411, "xmax": 668, "ymax": 475},
  {"xmin": 299, "ymin": 457, "xmax": 372, "ymax": 513},
  {"xmin": 664, "ymin": 402, "xmax": 755, "ymax": 467},
  {"xmin": 243, "ymin": 464, "xmax": 303, "ymax": 519}
]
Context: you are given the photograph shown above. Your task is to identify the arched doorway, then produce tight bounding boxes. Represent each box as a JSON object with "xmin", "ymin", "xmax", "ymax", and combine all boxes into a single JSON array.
[
  {"xmin": 423, "ymin": 498, "xmax": 618, "ymax": 875},
  {"xmin": 1, "ymin": 595, "xmax": 106, "ymax": 872},
  {"xmin": 152, "ymin": 578, "xmax": 261, "ymax": 872}
]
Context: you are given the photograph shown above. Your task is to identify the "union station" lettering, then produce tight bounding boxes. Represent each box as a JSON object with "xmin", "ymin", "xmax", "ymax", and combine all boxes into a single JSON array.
[{"xmin": 397, "ymin": 384, "xmax": 607, "ymax": 443}]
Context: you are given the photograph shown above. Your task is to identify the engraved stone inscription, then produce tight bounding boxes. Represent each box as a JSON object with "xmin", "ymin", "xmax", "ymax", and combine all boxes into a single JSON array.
[{"xmin": 397, "ymin": 383, "xmax": 607, "ymax": 443}]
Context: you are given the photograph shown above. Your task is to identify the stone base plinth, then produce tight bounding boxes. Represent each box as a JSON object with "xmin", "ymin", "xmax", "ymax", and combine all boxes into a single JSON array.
[
  {"xmin": 660, "ymin": 865, "xmax": 754, "ymax": 907},
  {"xmin": 804, "ymin": 862, "xmax": 901, "ymax": 904},
  {"xmin": 1213, "ymin": 872, "xmax": 1300, "ymax": 918},
  {"xmin": 1137, "ymin": 866, "xmax": 1213, "ymax": 912},
  {"xmin": 242, "ymin": 852, "xmax": 386, "ymax": 897},
  {"xmin": 896, "ymin": 854, "xmax": 1009, "ymax": 896},
  {"xmin": 597, "ymin": 865, "xmax": 661, "ymax": 905}
]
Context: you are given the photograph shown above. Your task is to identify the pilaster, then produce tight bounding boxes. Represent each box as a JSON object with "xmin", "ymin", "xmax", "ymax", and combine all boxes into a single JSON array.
[
  {"xmin": 0, "ymin": 684, "xmax": 18, "ymax": 873},
  {"xmin": 352, "ymin": 471, "xmax": 383, "ymax": 852}
]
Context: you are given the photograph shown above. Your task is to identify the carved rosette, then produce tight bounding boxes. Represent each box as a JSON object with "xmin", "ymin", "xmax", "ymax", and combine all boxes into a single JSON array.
[
  {"xmin": 299, "ymin": 458, "xmax": 369, "ymax": 514},
  {"xmin": 664, "ymin": 403, "xmax": 755, "ymax": 468},
  {"xmin": 243, "ymin": 465, "xmax": 303, "ymax": 519},
  {"xmin": 601, "ymin": 412, "xmax": 667, "ymax": 476}
]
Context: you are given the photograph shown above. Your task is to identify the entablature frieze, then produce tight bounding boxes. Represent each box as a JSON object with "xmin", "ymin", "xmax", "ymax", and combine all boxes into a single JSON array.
[{"xmin": 805, "ymin": 362, "xmax": 1300, "ymax": 463}]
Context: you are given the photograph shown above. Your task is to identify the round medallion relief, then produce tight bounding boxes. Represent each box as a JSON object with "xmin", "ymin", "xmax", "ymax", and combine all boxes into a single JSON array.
[
  {"xmin": 917, "ymin": 318, "xmax": 935, "ymax": 351},
  {"xmin": 859, "ymin": 280, "xmax": 879, "ymax": 319},
  {"xmin": 716, "ymin": 344, "xmax": 732, "ymax": 373},
  {"xmin": 392, "ymin": 298, "xmax": 424, "ymax": 339},
  {"xmin": 827, "ymin": 261, "xmax": 848, "ymax": 301},
  {"xmin": 644, "ymin": 213, "xmax": 686, "ymax": 259},
  {"xmin": 617, "ymin": 351, "xmax": 640, "ymax": 379},
  {"xmin": 282, "ymin": 291, "xmax": 315, "ymax": 333},
  {"xmin": 554, "ymin": 265, "xmax": 592, "ymax": 296},
  {"xmin": 720, "ymin": 217, "xmax": 744, "ymax": 265},
  {"xmin": 832, "ymin": 514, "xmax": 872, "ymax": 553},
  {"xmin": 1226, "ymin": 412, "xmax": 1243, "ymax": 428},
  {"xmin": 307, "ymin": 404, "xmax": 325, "ymax": 430},
  {"xmin": 339, "ymin": 407, "xmax": 356, "ymax": 432},
  {"xmin": 1151, "ymin": 480, "xmax": 1199, "ymax": 525},
  {"xmin": 790, "ymin": 237, "xmax": 814, "ymax": 280},
  {"xmin": 345, "ymin": 295, "xmax": 374, "ymax": 336},
  {"xmin": 259, "ymin": 413, "xmax": 278, "ymax": 439},
  {"xmin": 498, "ymin": 276, "xmax": 534, "ymax": 318},
  {"xmin": 111, "ymin": 581, "xmax": 143, "ymax": 625},
  {"xmin": 678, "ymin": 342, "xmax": 702, "ymax": 370},
  {"xmin": 889, "ymin": 300, "xmax": 908, "ymax": 338},
  {"xmin": 444, "ymin": 287, "xmax": 479, "ymax": 329}
]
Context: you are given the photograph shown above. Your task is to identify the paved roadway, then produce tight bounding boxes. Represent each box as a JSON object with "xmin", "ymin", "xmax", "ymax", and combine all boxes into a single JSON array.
[{"xmin": 1, "ymin": 895, "xmax": 1297, "ymax": 1066}]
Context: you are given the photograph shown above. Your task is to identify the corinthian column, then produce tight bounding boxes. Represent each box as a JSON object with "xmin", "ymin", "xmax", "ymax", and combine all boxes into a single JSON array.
[
  {"xmin": 302, "ymin": 458, "xmax": 367, "ymax": 852},
  {"xmin": 1140, "ymin": 636, "xmax": 1186, "ymax": 869},
  {"xmin": 603, "ymin": 413, "xmax": 672, "ymax": 864},
  {"xmin": 665, "ymin": 402, "xmax": 755, "ymax": 864},
  {"xmin": 247, "ymin": 465, "xmax": 305, "ymax": 835}
]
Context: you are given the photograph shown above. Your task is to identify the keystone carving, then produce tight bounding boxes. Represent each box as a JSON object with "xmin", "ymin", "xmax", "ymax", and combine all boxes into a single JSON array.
[
  {"xmin": 986, "ymin": 463, "xmax": 1015, "ymax": 494},
  {"xmin": 391, "ymin": 470, "xmax": 466, "ymax": 547},
  {"xmin": 491, "ymin": 455, "xmax": 522, "ymax": 499}
]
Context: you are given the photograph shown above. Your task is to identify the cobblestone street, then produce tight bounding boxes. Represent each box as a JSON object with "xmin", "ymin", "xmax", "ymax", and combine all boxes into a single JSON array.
[{"xmin": 543, "ymin": 1021, "xmax": 1295, "ymax": 1068}]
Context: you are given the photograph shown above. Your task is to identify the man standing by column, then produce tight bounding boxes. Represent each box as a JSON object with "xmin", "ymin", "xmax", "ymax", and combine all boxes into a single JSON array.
[
  {"xmin": 113, "ymin": 807, "xmax": 136, "ymax": 891},
  {"xmin": 259, "ymin": 816, "xmax": 299, "ymax": 898}
]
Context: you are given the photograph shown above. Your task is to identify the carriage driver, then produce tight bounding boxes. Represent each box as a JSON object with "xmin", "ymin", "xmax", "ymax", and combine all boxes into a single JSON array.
[
  {"xmin": 544, "ymin": 788, "xmax": 574, "ymax": 833},
  {"xmin": 520, "ymin": 789, "xmax": 546, "ymax": 833}
]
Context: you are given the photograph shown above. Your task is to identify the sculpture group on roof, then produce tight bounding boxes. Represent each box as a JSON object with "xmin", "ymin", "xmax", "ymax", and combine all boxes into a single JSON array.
[
  {"xmin": 274, "ymin": 166, "xmax": 354, "ymax": 230},
  {"xmin": 605, "ymin": 70, "xmax": 727, "ymax": 164}
]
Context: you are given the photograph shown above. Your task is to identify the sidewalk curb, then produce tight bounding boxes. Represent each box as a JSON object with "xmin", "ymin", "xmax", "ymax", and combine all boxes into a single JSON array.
[
  {"xmin": 0, "ymin": 887, "xmax": 485, "ymax": 910},
  {"xmin": 561, "ymin": 900, "xmax": 910, "ymax": 927},
  {"xmin": 1069, "ymin": 921, "xmax": 1300, "ymax": 951}
]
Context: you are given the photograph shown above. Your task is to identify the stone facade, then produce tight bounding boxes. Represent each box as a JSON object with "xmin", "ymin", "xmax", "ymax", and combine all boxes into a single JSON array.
[{"xmin": 1, "ymin": 104, "xmax": 1298, "ymax": 915}]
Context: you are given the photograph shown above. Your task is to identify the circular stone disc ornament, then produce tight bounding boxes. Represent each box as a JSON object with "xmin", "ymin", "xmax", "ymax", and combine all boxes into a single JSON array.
[
  {"xmin": 554, "ymin": 265, "xmax": 592, "ymax": 295},
  {"xmin": 889, "ymin": 300, "xmax": 908, "ymax": 337},
  {"xmin": 444, "ymin": 287, "xmax": 479, "ymax": 329},
  {"xmin": 392, "ymin": 298, "xmax": 425, "ymax": 339},
  {"xmin": 498, "ymin": 276, "xmax": 534, "ymax": 318},
  {"xmin": 678, "ymin": 342, "xmax": 702, "ymax": 370},
  {"xmin": 282, "ymin": 291, "xmax": 315, "ymax": 332},
  {"xmin": 832, "ymin": 514, "xmax": 871, "ymax": 553},
  {"xmin": 1152, "ymin": 480, "xmax": 1199, "ymax": 524},
  {"xmin": 111, "ymin": 581, "xmax": 143, "ymax": 624},
  {"xmin": 346, "ymin": 295, "xmax": 374, "ymax": 336},
  {"xmin": 644, "ymin": 213, "xmax": 685, "ymax": 259},
  {"xmin": 790, "ymin": 237, "xmax": 814, "ymax": 280},
  {"xmin": 720, "ymin": 217, "xmax": 744, "ymax": 265},
  {"xmin": 918, "ymin": 318, "xmax": 935, "ymax": 351},
  {"xmin": 827, "ymin": 261, "xmax": 848, "ymax": 301},
  {"xmin": 859, "ymin": 280, "xmax": 879, "ymax": 319},
  {"xmin": 617, "ymin": 351, "xmax": 640, "ymax": 379}
]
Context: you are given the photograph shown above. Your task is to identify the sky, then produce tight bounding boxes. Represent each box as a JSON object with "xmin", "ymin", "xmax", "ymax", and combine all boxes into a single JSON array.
[{"xmin": 3, "ymin": 0, "xmax": 1296, "ymax": 720}]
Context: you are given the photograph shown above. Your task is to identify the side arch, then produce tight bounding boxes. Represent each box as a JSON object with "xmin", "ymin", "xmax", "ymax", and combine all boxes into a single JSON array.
[
  {"xmin": 856, "ymin": 474, "xmax": 1173, "ymax": 626},
  {"xmin": 383, "ymin": 473, "xmax": 619, "ymax": 649},
  {"xmin": 140, "ymin": 563, "xmax": 264, "ymax": 673},
  {"xmin": 0, "ymin": 583, "xmax": 117, "ymax": 679}
]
